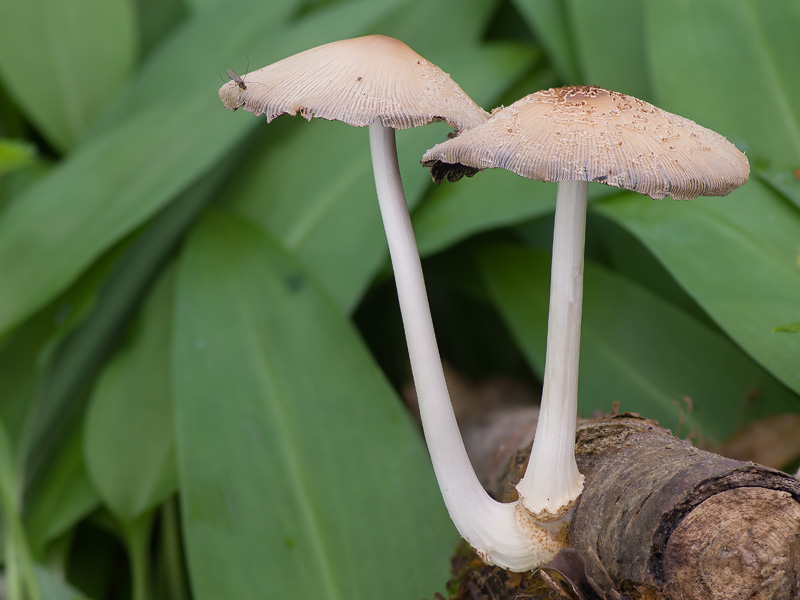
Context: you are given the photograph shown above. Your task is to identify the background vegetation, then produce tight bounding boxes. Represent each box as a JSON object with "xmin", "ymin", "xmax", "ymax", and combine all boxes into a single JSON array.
[{"xmin": 0, "ymin": 0, "xmax": 798, "ymax": 598}]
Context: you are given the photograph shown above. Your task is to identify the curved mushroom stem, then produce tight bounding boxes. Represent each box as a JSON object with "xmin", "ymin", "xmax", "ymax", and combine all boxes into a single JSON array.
[
  {"xmin": 368, "ymin": 122, "xmax": 555, "ymax": 571},
  {"xmin": 516, "ymin": 180, "xmax": 587, "ymax": 522}
]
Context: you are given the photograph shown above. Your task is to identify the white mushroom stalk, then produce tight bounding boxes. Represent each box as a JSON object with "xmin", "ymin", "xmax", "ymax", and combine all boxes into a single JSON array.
[
  {"xmin": 369, "ymin": 122, "xmax": 558, "ymax": 571},
  {"xmin": 515, "ymin": 181, "xmax": 587, "ymax": 520}
]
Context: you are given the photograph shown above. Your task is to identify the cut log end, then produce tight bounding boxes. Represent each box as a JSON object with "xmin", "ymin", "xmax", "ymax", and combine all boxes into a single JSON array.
[{"xmin": 664, "ymin": 486, "xmax": 800, "ymax": 600}]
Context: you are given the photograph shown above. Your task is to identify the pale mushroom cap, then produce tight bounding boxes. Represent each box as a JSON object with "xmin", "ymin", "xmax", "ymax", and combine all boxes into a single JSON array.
[
  {"xmin": 218, "ymin": 35, "xmax": 489, "ymax": 133},
  {"xmin": 422, "ymin": 86, "xmax": 750, "ymax": 200}
]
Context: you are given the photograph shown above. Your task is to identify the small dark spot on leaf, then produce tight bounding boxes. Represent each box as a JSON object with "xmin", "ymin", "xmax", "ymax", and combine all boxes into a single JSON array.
[
  {"xmin": 284, "ymin": 537, "xmax": 295, "ymax": 551},
  {"xmin": 283, "ymin": 272, "xmax": 305, "ymax": 293}
]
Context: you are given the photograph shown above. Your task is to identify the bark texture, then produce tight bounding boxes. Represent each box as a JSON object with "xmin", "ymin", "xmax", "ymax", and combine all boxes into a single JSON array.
[
  {"xmin": 446, "ymin": 410, "xmax": 800, "ymax": 600},
  {"xmin": 570, "ymin": 415, "xmax": 800, "ymax": 599}
]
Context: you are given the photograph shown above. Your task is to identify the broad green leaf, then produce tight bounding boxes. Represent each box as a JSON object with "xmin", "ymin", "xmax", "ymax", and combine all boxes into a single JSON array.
[
  {"xmin": 18, "ymin": 167, "xmax": 219, "ymax": 477},
  {"xmin": 135, "ymin": 0, "xmax": 188, "ymax": 59},
  {"xmin": 757, "ymin": 167, "xmax": 800, "ymax": 211},
  {"xmin": 511, "ymin": 0, "xmax": 581, "ymax": 82},
  {"xmin": 84, "ymin": 267, "xmax": 177, "ymax": 522},
  {"xmin": 370, "ymin": 0, "xmax": 499, "ymax": 58},
  {"xmin": 565, "ymin": 0, "xmax": 652, "ymax": 99},
  {"xmin": 0, "ymin": 0, "xmax": 136, "ymax": 151},
  {"xmin": 646, "ymin": 0, "xmax": 800, "ymax": 166},
  {"xmin": 588, "ymin": 211, "xmax": 712, "ymax": 324},
  {"xmin": 36, "ymin": 565, "xmax": 94, "ymax": 600},
  {"xmin": 0, "ymin": 311, "xmax": 62, "ymax": 451},
  {"xmin": 415, "ymin": 171, "xmax": 555, "ymax": 257},
  {"xmin": 24, "ymin": 428, "xmax": 99, "ymax": 556},
  {"xmin": 0, "ymin": 234, "xmax": 128, "ymax": 457},
  {"xmin": 478, "ymin": 244, "xmax": 799, "ymax": 444},
  {"xmin": 0, "ymin": 1, "xmax": 400, "ymax": 336},
  {"xmin": 0, "ymin": 103, "xmax": 240, "ymax": 338},
  {"xmin": 0, "ymin": 139, "xmax": 37, "ymax": 177},
  {"xmin": 414, "ymin": 173, "xmax": 617, "ymax": 257},
  {"xmin": 594, "ymin": 179, "xmax": 800, "ymax": 395},
  {"xmin": 174, "ymin": 212, "xmax": 455, "ymax": 599},
  {"xmin": 227, "ymin": 42, "xmax": 537, "ymax": 311},
  {"xmin": 0, "ymin": 419, "xmax": 41, "ymax": 600},
  {"xmin": 182, "ymin": 0, "xmax": 223, "ymax": 14},
  {"xmin": 0, "ymin": 161, "xmax": 52, "ymax": 205},
  {"xmin": 88, "ymin": 0, "xmax": 379, "ymax": 134}
]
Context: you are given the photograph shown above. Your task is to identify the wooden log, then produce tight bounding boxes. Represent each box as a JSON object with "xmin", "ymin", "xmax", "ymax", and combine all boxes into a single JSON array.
[
  {"xmin": 448, "ymin": 411, "xmax": 800, "ymax": 599},
  {"xmin": 570, "ymin": 415, "xmax": 800, "ymax": 599}
]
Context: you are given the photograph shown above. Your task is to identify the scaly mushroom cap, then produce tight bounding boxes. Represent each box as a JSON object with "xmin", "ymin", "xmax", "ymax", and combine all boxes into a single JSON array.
[
  {"xmin": 218, "ymin": 35, "xmax": 489, "ymax": 133},
  {"xmin": 422, "ymin": 86, "xmax": 750, "ymax": 200}
]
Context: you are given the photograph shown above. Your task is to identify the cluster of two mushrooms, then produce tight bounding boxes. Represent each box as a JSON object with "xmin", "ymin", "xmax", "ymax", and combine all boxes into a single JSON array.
[{"xmin": 219, "ymin": 36, "xmax": 750, "ymax": 572}]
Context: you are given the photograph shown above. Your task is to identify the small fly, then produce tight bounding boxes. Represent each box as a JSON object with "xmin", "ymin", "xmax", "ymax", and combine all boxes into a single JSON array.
[{"xmin": 227, "ymin": 68, "xmax": 247, "ymax": 90}]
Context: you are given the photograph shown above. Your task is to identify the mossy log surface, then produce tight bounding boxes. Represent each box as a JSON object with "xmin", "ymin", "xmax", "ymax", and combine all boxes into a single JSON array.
[{"xmin": 447, "ymin": 412, "xmax": 800, "ymax": 600}]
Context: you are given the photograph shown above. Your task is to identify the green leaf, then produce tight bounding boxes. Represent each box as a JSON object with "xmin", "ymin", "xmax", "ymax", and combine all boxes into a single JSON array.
[
  {"xmin": 18, "ymin": 167, "xmax": 218, "ymax": 479},
  {"xmin": 478, "ymin": 244, "xmax": 800, "ymax": 444},
  {"xmin": 152, "ymin": 498, "xmax": 190, "ymax": 600},
  {"xmin": 24, "ymin": 427, "xmax": 99, "ymax": 556},
  {"xmin": 36, "ymin": 565, "xmax": 94, "ymax": 600},
  {"xmin": 0, "ymin": 0, "xmax": 136, "ymax": 151},
  {"xmin": 594, "ymin": 179, "xmax": 800, "ymax": 395},
  {"xmin": 565, "ymin": 0, "xmax": 652, "ymax": 99},
  {"xmin": 0, "ymin": 419, "xmax": 42, "ymax": 600},
  {"xmin": 511, "ymin": 0, "xmax": 581, "ymax": 82},
  {"xmin": 646, "ymin": 0, "xmax": 800, "ymax": 166},
  {"xmin": 174, "ymin": 212, "xmax": 455, "ymax": 599},
  {"xmin": 370, "ymin": 0, "xmax": 499, "ymax": 58},
  {"xmin": 0, "ymin": 0, "xmax": 400, "ymax": 336},
  {"xmin": 88, "ymin": 0, "xmax": 375, "ymax": 135},
  {"xmin": 135, "ymin": 0, "xmax": 188, "ymax": 59},
  {"xmin": 84, "ymin": 267, "xmax": 177, "ymax": 522},
  {"xmin": 0, "ymin": 103, "xmax": 237, "ymax": 338},
  {"xmin": 0, "ymin": 308, "xmax": 64, "ymax": 451},
  {"xmin": 0, "ymin": 84, "xmax": 26, "ymax": 139},
  {"xmin": 0, "ymin": 139, "xmax": 37, "ymax": 177},
  {"xmin": 414, "ymin": 173, "xmax": 617, "ymax": 257},
  {"xmin": 227, "ymin": 41, "xmax": 537, "ymax": 311},
  {"xmin": 0, "ymin": 232, "xmax": 126, "ymax": 463},
  {"xmin": 756, "ymin": 167, "xmax": 800, "ymax": 211}
]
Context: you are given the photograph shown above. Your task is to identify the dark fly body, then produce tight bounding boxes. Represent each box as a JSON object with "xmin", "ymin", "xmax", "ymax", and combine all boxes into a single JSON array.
[{"xmin": 227, "ymin": 68, "xmax": 247, "ymax": 90}]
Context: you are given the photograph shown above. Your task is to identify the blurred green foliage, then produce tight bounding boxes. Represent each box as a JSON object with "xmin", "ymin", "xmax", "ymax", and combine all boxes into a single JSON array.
[{"xmin": 0, "ymin": 0, "xmax": 798, "ymax": 598}]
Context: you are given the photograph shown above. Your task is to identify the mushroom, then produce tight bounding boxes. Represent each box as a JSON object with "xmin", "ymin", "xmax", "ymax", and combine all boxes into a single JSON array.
[
  {"xmin": 219, "ymin": 36, "xmax": 559, "ymax": 571},
  {"xmin": 422, "ymin": 85, "xmax": 750, "ymax": 541}
]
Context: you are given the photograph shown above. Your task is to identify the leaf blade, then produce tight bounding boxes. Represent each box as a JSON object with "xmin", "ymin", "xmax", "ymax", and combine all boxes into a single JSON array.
[
  {"xmin": 174, "ymin": 212, "xmax": 455, "ymax": 599},
  {"xmin": 478, "ymin": 243, "xmax": 800, "ymax": 443},
  {"xmin": 0, "ymin": 0, "xmax": 137, "ymax": 150},
  {"xmin": 646, "ymin": 0, "xmax": 800, "ymax": 166},
  {"xmin": 0, "ymin": 0, "xmax": 401, "ymax": 336},
  {"xmin": 84, "ymin": 267, "xmax": 177, "ymax": 522},
  {"xmin": 594, "ymin": 181, "xmax": 800, "ymax": 395}
]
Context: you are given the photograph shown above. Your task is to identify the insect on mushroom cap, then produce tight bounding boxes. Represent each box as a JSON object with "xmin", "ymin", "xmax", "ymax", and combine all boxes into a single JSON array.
[
  {"xmin": 217, "ymin": 35, "xmax": 489, "ymax": 133},
  {"xmin": 422, "ymin": 85, "xmax": 750, "ymax": 200}
]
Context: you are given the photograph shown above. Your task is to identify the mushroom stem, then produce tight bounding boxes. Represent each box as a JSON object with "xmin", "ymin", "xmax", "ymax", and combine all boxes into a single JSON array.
[
  {"xmin": 368, "ymin": 122, "xmax": 549, "ymax": 571},
  {"xmin": 516, "ymin": 180, "xmax": 587, "ymax": 519}
]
